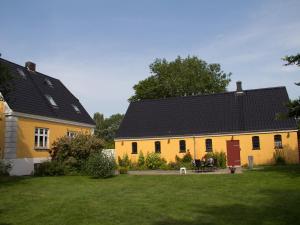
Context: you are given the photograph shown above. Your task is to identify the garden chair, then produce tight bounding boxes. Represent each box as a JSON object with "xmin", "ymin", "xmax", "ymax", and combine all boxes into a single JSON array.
[{"xmin": 205, "ymin": 157, "xmax": 214, "ymax": 172}]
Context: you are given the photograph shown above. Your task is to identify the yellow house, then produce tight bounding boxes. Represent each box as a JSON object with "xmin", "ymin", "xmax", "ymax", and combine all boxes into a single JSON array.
[
  {"xmin": 115, "ymin": 82, "xmax": 299, "ymax": 166},
  {"xmin": 0, "ymin": 58, "xmax": 95, "ymax": 175}
]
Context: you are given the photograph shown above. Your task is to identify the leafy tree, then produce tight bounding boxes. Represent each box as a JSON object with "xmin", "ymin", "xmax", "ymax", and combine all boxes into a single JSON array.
[
  {"xmin": 282, "ymin": 53, "xmax": 300, "ymax": 126},
  {"xmin": 129, "ymin": 56, "xmax": 231, "ymax": 102},
  {"xmin": 0, "ymin": 60, "xmax": 13, "ymax": 100},
  {"xmin": 93, "ymin": 113, "xmax": 124, "ymax": 148},
  {"xmin": 283, "ymin": 53, "xmax": 300, "ymax": 66}
]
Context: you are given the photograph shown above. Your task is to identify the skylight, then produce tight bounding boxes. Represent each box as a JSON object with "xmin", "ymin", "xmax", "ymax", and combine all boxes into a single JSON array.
[
  {"xmin": 17, "ymin": 68, "xmax": 26, "ymax": 79},
  {"xmin": 45, "ymin": 78, "xmax": 53, "ymax": 87},
  {"xmin": 45, "ymin": 95, "xmax": 58, "ymax": 107},
  {"xmin": 72, "ymin": 104, "xmax": 81, "ymax": 113}
]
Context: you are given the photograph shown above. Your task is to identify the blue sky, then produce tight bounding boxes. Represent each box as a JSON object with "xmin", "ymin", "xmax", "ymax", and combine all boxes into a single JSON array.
[{"xmin": 1, "ymin": 0, "xmax": 299, "ymax": 117}]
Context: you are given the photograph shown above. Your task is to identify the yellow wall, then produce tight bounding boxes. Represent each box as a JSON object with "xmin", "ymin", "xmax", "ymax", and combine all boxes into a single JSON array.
[
  {"xmin": 0, "ymin": 101, "xmax": 5, "ymax": 158},
  {"xmin": 115, "ymin": 131, "xmax": 299, "ymax": 165},
  {"xmin": 16, "ymin": 117, "xmax": 92, "ymax": 158}
]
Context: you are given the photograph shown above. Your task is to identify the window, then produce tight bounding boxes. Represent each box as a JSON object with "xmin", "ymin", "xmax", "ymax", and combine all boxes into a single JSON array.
[
  {"xmin": 17, "ymin": 68, "xmax": 26, "ymax": 79},
  {"xmin": 67, "ymin": 131, "xmax": 77, "ymax": 139},
  {"xmin": 72, "ymin": 104, "xmax": 81, "ymax": 113},
  {"xmin": 252, "ymin": 136, "xmax": 260, "ymax": 150},
  {"xmin": 155, "ymin": 141, "xmax": 161, "ymax": 153},
  {"xmin": 132, "ymin": 142, "xmax": 137, "ymax": 154},
  {"xmin": 45, "ymin": 95, "xmax": 58, "ymax": 107},
  {"xmin": 44, "ymin": 78, "xmax": 53, "ymax": 88},
  {"xmin": 205, "ymin": 139, "xmax": 213, "ymax": 152},
  {"xmin": 34, "ymin": 128, "xmax": 49, "ymax": 149},
  {"xmin": 274, "ymin": 135, "xmax": 282, "ymax": 149},
  {"xmin": 179, "ymin": 140, "xmax": 186, "ymax": 153}
]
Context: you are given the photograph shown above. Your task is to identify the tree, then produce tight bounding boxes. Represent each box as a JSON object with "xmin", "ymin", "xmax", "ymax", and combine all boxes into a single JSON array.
[
  {"xmin": 129, "ymin": 56, "xmax": 231, "ymax": 102},
  {"xmin": 282, "ymin": 53, "xmax": 300, "ymax": 126},
  {"xmin": 0, "ymin": 60, "xmax": 13, "ymax": 100},
  {"xmin": 93, "ymin": 113, "xmax": 124, "ymax": 148},
  {"xmin": 283, "ymin": 53, "xmax": 300, "ymax": 66}
]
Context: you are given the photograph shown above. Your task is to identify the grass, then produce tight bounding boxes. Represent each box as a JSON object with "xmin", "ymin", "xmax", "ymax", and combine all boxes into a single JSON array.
[{"xmin": 1, "ymin": 165, "xmax": 300, "ymax": 225}]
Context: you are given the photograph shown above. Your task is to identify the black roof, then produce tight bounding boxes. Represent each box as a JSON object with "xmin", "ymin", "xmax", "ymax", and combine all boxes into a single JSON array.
[
  {"xmin": 116, "ymin": 87, "xmax": 297, "ymax": 138},
  {"xmin": 0, "ymin": 58, "xmax": 95, "ymax": 126}
]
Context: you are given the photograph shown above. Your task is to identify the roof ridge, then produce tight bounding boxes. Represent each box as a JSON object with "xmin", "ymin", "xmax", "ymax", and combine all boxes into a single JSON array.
[
  {"xmin": 132, "ymin": 86, "xmax": 287, "ymax": 104},
  {"xmin": 0, "ymin": 57, "xmax": 59, "ymax": 81}
]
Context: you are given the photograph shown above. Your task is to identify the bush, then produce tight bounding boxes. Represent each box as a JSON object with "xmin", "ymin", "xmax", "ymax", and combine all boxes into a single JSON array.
[
  {"xmin": 34, "ymin": 161, "xmax": 65, "ymax": 176},
  {"xmin": 86, "ymin": 152, "xmax": 116, "ymax": 178},
  {"xmin": 173, "ymin": 153, "xmax": 194, "ymax": 170},
  {"xmin": 118, "ymin": 166, "xmax": 128, "ymax": 174},
  {"xmin": 118, "ymin": 153, "xmax": 131, "ymax": 167},
  {"xmin": 138, "ymin": 151, "xmax": 145, "ymax": 167},
  {"xmin": 274, "ymin": 149, "xmax": 286, "ymax": 165},
  {"xmin": 168, "ymin": 161, "xmax": 181, "ymax": 170},
  {"xmin": 51, "ymin": 133, "xmax": 104, "ymax": 164},
  {"xmin": 145, "ymin": 153, "xmax": 166, "ymax": 169},
  {"xmin": 203, "ymin": 151, "xmax": 227, "ymax": 168},
  {"xmin": 214, "ymin": 152, "xmax": 227, "ymax": 168},
  {"xmin": 0, "ymin": 160, "xmax": 12, "ymax": 176},
  {"xmin": 182, "ymin": 151, "xmax": 193, "ymax": 163}
]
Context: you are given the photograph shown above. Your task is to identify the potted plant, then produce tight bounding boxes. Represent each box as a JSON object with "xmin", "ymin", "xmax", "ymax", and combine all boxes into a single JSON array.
[{"xmin": 228, "ymin": 166, "xmax": 236, "ymax": 174}]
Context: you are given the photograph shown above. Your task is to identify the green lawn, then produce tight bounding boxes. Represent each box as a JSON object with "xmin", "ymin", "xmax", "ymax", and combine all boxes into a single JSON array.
[{"xmin": 1, "ymin": 166, "xmax": 300, "ymax": 225}]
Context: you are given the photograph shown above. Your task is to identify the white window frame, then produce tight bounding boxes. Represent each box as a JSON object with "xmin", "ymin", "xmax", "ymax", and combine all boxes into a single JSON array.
[
  {"xmin": 67, "ymin": 131, "xmax": 77, "ymax": 139},
  {"xmin": 72, "ymin": 104, "xmax": 81, "ymax": 113},
  {"xmin": 45, "ymin": 95, "xmax": 58, "ymax": 107},
  {"xmin": 17, "ymin": 68, "xmax": 26, "ymax": 79},
  {"xmin": 45, "ymin": 78, "xmax": 54, "ymax": 88},
  {"xmin": 34, "ymin": 128, "xmax": 49, "ymax": 149}
]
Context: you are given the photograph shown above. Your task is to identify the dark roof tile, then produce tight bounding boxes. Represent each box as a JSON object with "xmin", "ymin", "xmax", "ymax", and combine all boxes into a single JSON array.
[
  {"xmin": 116, "ymin": 87, "xmax": 297, "ymax": 138},
  {"xmin": 0, "ymin": 58, "xmax": 95, "ymax": 125}
]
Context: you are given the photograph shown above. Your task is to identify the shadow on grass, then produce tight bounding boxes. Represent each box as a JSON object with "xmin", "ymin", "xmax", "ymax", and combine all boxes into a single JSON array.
[
  {"xmin": 152, "ymin": 188, "xmax": 300, "ymax": 225},
  {"xmin": 0, "ymin": 176, "xmax": 36, "ymax": 188}
]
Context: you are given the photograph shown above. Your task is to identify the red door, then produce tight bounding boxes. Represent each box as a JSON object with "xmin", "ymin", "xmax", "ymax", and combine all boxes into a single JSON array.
[{"xmin": 226, "ymin": 140, "xmax": 241, "ymax": 166}]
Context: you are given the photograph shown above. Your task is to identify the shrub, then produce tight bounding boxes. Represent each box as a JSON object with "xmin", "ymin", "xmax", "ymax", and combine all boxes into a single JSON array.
[
  {"xmin": 118, "ymin": 154, "xmax": 131, "ymax": 167},
  {"xmin": 203, "ymin": 151, "xmax": 227, "ymax": 168},
  {"xmin": 214, "ymin": 152, "xmax": 227, "ymax": 168},
  {"xmin": 34, "ymin": 161, "xmax": 65, "ymax": 176},
  {"xmin": 0, "ymin": 160, "xmax": 12, "ymax": 176},
  {"xmin": 138, "ymin": 151, "xmax": 145, "ymax": 167},
  {"xmin": 118, "ymin": 166, "xmax": 128, "ymax": 174},
  {"xmin": 173, "ymin": 153, "xmax": 194, "ymax": 170},
  {"xmin": 274, "ymin": 149, "xmax": 286, "ymax": 165},
  {"xmin": 168, "ymin": 161, "xmax": 181, "ymax": 170},
  {"xmin": 182, "ymin": 151, "xmax": 193, "ymax": 163},
  {"xmin": 51, "ymin": 133, "xmax": 104, "ymax": 164},
  {"xmin": 86, "ymin": 152, "xmax": 116, "ymax": 178},
  {"xmin": 145, "ymin": 153, "xmax": 166, "ymax": 169}
]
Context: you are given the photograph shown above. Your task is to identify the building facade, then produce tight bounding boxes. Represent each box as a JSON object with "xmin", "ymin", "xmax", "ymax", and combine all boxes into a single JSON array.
[
  {"xmin": 115, "ymin": 82, "xmax": 299, "ymax": 166},
  {"xmin": 0, "ymin": 58, "xmax": 95, "ymax": 175}
]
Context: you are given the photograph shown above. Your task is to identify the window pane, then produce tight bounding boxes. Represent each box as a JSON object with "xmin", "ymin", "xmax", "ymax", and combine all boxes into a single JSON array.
[
  {"xmin": 274, "ymin": 135, "xmax": 282, "ymax": 148},
  {"xmin": 39, "ymin": 136, "xmax": 43, "ymax": 147},
  {"xmin": 179, "ymin": 140, "xmax": 186, "ymax": 152},
  {"xmin": 44, "ymin": 136, "xmax": 48, "ymax": 147},
  {"xmin": 205, "ymin": 139, "xmax": 212, "ymax": 152},
  {"xmin": 132, "ymin": 142, "xmax": 137, "ymax": 154},
  {"xmin": 34, "ymin": 135, "xmax": 38, "ymax": 147},
  {"xmin": 155, "ymin": 141, "xmax": 161, "ymax": 153},
  {"xmin": 252, "ymin": 136, "xmax": 260, "ymax": 150}
]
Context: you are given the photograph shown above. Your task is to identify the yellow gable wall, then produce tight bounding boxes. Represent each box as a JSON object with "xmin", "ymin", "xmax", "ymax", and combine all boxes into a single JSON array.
[
  {"xmin": 16, "ymin": 117, "xmax": 93, "ymax": 158},
  {"xmin": 115, "ymin": 131, "xmax": 299, "ymax": 165}
]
